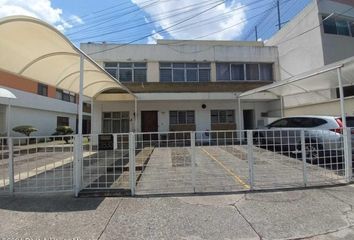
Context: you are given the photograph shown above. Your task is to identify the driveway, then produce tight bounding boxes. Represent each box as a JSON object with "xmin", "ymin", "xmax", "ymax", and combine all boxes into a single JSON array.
[{"xmin": 1, "ymin": 185, "xmax": 354, "ymax": 239}]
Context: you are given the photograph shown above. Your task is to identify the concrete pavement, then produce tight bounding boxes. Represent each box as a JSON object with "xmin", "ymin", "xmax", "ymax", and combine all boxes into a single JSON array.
[{"xmin": 2, "ymin": 185, "xmax": 354, "ymax": 239}]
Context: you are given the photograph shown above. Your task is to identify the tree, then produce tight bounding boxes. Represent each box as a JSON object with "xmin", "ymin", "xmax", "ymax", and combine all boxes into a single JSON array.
[
  {"xmin": 55, "ymin": 126, "xmax": 74, "ymax": 144},
  {"xmin": 12, "ymin": 125, "xmax": 37, "ymax": 137}
]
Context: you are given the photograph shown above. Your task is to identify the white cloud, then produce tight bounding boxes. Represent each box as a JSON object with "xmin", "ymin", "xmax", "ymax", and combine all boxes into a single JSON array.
[
  {"xmin": 131, "ymin": 0, "xmax": 247, "ymax": 40},
  {"xmin": 0, "ymin": 0, "xmax": 83, "ymax": 32},
  {"xmin": 147, "ymin": 30, "xmax": 164, "ymax": 44}
]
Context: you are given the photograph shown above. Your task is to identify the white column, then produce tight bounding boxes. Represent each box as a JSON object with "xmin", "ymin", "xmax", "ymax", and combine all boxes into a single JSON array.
[
  {"xmin": 134, "ymin": 98, "xmax": 138, "ymax": 132},
  {"xmin": 78, "ymin": 54, "xmax": 84, "ymax": 135},
  {"xmin": 6, "ymin": 101, "xmax": 11, "ymax": 137},
  {"xmin": 337, "ymin": 68, "xmax": 347, "ymax": 128},
  {"xmin": 280, "ymin": 96, "xmax": 284, "ymax": 118},
  {"xmin": 90, "ymin": 98, "xmax": 94, "ymax": 134},
  {"xmin": 237, "ymin": 97, "xmax": 242, "ymax": 130},
  {"xmin": 337, "ymin": 67, "xmax": 351, "ymax": 182},
  {"xmin": 75, "ymin": 53, "xmax": 84, "ymax": 196}
]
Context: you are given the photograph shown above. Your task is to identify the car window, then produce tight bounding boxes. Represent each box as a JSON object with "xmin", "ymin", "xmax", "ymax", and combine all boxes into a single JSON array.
[
  {"xmin": 268, "ymin": 117, "xmax": 327, "ymax": 128},
  {"xmin": 268, "ymin": 119, "xmax": 289, "ymax": 128}
]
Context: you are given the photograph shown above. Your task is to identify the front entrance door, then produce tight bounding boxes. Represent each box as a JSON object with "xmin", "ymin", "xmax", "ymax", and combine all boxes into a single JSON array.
[
  {"xmin": 243, "ymin": 109, "xmax": 255, "ymax": 130},
  {"xmin": 141, "ymin": 111, "xmax": 158, "ymax": 140}
]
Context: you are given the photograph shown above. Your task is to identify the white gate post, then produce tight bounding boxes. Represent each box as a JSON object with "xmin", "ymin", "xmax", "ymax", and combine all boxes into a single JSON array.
[
  {"xmin": 74, "ymin": 136, "xmax": 82, "ymax": 197},
  {"xmin": 247, "ymin": 130, "xmax": 254, "ymax": 190},
  {"xmin": 345, "ymin": 128, "xmax": 352, "ymax": 182},
  {"xmin": 8, "ymin": 137, "xmax": 14, "ymax": 193},
  {"xmin": 129, "ymin": 132, "xmax": 136, "ymax": 196},
  {"xmin": 191, "ymin": 131, "xmax": 196, "ymax": 193},
  {"xmin": 301, "ymin": 130, "xmax": 308, "ymax": 187}
]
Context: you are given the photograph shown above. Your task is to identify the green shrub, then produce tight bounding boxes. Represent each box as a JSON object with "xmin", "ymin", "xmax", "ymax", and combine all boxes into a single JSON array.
[
  {"xmin": 54, "ymin": 126, "xmax": 74, "ymax": 144},
  {"xmin": 12, "ymin": 125, "xmax": 37, "ymax": 137}
]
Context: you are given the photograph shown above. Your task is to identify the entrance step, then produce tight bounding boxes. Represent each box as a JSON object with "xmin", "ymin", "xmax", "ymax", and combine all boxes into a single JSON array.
[{"xmin": 78, "ymin": 188, "xmax": 131, "ymax": 197}]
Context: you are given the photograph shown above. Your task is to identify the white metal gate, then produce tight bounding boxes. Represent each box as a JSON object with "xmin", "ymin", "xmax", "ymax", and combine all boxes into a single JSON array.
[{"xmin": 0, "ymin": 128, "xmax": 352, "ymax": 196}]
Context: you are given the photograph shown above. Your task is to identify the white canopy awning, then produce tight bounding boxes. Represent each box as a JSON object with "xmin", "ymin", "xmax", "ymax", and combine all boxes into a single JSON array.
[
  {"xmin": 0, "ymin": 88, "xmax": 16, "ymax": 99},
  {"xmin": 240, "ymin": 56, "xmax": 354, "ymax": 99},
  {"xmin": 0, "ymin": 16, "xmax": 133, "ymax": 98}
]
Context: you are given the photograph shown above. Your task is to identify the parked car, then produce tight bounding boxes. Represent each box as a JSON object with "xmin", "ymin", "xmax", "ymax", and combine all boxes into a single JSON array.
[{"xmin": 253, "ymin": 116, "xmax": 354, "ymax": 163}]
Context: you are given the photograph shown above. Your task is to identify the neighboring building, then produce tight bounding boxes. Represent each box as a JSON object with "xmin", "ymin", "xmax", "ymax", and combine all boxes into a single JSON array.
[
  {"xmin": 81, "ymin": 40, "xmax": 280, "ymax": 134},
  {"xmin": 266, "ymin": 0, "xmax": 354, "ymax": 115},
  {"xmin": 0, "ymin": 70, "xmax": 92, "ymax": 136}
]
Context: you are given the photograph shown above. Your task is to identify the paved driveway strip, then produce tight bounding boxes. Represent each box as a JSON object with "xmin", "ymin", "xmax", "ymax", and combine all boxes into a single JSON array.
[{"xmin": 2, "ymin": 185, "xmax": 354, "ymax": 239}]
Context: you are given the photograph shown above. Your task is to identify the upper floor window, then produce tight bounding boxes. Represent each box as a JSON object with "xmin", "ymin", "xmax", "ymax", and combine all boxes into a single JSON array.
[
  {"xmin": 56, "ymin": 89, "xmax": 76, "ymax": 103},
  {"xmin": 216, "ymin": 63, "xmax": 273, "ymax": 81},
  {"xmin": 37, "ymin": 83, "xmax": 48, "ymax": 97},
  {"xmin": 160, "ymin": 63, "xmax": 211, "ymax": 82},
  {"xmin": 104, "ymin": 62, "xmax": 147, "ymax": 82},
  {"xmin": 323, "ymin": 15, "xmax": 354, "ymax": 37}
]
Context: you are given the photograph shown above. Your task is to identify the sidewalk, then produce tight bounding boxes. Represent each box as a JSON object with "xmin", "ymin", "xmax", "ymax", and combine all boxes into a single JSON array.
[{"xmin": 1, "ymin": 185, "xmax": 354, "ymax": 239}]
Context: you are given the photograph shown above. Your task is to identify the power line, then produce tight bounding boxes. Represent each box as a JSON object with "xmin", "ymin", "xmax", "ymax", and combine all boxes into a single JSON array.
[
  {"xmin": 73, "ymin": 0, "xmax": 276, "ymax": 43},
  {"xmin": 87, "ymin": 1, "xmax": 227, "ymax": 55},
  {"xmin": 66, "ymin": 0, "xmax": 161, "ymax": 36},
  {"xmin": 67, "ymin": 0, "xmax": 220, "ymax": 36},
  {"xmin": 63, "ymin": 0, "xmax": 157, "ymax": 26},
  {"xmin": 69, "ymin": 0, "xmax": 224, "ymax": 40}
]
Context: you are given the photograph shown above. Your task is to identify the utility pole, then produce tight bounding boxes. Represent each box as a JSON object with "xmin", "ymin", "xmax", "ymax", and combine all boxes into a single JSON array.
[
  {"xmin": 277, "ymin": 0, "xmax": 281, "ymax": 30},
  {"xmin": 255, "ymin": 26, "xmax": 258, "ymax": 41}
]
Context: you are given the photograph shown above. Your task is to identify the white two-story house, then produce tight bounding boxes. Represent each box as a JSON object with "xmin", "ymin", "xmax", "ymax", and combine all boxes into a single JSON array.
[{"xmin": 81, "ymin": 40, "xmax": 280, "ymax": 135}]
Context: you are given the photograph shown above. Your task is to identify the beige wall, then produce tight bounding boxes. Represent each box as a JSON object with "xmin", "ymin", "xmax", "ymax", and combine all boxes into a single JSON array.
[{"xmin": 284, "ymin": 97, "xmax": 354, "ymax": 116}]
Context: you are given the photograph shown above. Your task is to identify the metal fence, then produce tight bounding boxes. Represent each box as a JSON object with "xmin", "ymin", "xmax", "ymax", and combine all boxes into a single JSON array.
[
  {"xmin": 80, "ymin": 134, "xmax": 130, "ymax": 193},
  {"xmin": 1, "ymin": 135, "xmax": 75, "ymax": 194},
  {"xmin": 0, "ymin": 128, "xmax": 352, "ymax": 196}
]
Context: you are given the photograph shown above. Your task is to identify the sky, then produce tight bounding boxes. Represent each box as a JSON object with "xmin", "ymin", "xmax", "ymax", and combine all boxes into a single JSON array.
[{"xmin": 0, "ymin": 0, "xmax": 311, "ymax": 46}]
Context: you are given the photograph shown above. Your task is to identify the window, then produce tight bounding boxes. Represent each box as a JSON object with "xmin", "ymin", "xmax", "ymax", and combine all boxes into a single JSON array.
[
  {"xmin": 216, "ymin": 63, "xmax": 273, "ymax": 81},
  {"xmin": 57, "ymin": 116, "xmax": 69, "ymax": 127},
  {"xmin": 323, "ymin": 15, "xmax": 354, "ymax": 37},
  {"xmin": 169, "ymin": 111, "xmax": 195, "ymax": 125},
  {"xmin": 159, "ymin": 63, "xmax": 211, "ymax": 82},
  {"xmin": 268, "ymin": 118, "xmax": 326, "ymax": 128},
  {"xmin": 37, "ymin": 83, "xmax": 48, "ymax": 96},
  {"xmin": 104, "ymin": 62, "xmax": 147, "ymax": 82},
  {"xmin": 246, "ymin": 64, "xmax": 259, "ymax": 80},
  {"xmin": 211, "ymin": 110, "xmax": 235, "ymax": 124},
  {"xmin": 336, "ymin": 86, "xmax": 354, "ymax": 98},
  {"xmin": 56, "ymin": 89, "xmax": 76, "ymax": 103},
  {"xmin": 102, "ymin": 111, "xmax": 130, "ymax": 133}
]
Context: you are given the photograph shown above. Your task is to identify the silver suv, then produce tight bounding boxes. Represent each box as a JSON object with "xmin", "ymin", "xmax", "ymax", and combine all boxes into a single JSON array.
[{"xmin": 253, "ymin": 116, "xmax": 354, "ymax": 163}]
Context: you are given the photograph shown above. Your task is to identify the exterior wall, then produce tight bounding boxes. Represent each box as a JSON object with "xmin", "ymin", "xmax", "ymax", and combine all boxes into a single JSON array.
[
  {"xmin": 0, "ymin": 86, "xmax": 77, "ymax": 136},
  {"xmin": 81, "ymin": 41, "xmax": 280, "ymax": 83},
  {"xmin": 92, "ymin": 99, "xmax": 277, "ymax": 134},
  {"xmin": 8, "ymin": 106, "xmax": 76, "ymax": 137},
  {"xmin": 319, "ymin": 0, "xmax": 354, "ymax": 64},
  {"xmin": 266, "ymin": 0, "xmax": 324, "ymax": 79},
  {"xmin": 0, "ymin": 70, "xmax": 56, "ymax": 98},
  {"xmin": 284, "ymin": 96, "xmax": 354, "ymax": 117}
]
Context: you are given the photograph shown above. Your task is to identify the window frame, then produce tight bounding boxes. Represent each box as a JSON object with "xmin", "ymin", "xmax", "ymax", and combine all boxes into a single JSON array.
[
  {"xmin": 56, "ymin": 89, "xmax": 76, "ymax": 103},
  {"xmin": 37, "ymin": 83, "xmax": 48, "ymax": 97},
  {"xmin": 323, "ymin": 15, "xmax": 354, "ymax": 37},
  {"xmin": 159, "ymin": 62, "xmax": 211, "ymax": 82},
  {"xmin": 102, "ymin": 111, "xmax": 130, "ymax": 133},
  {"xmin": 104, "ymin": 62, "xmax": 147, "ymax": 82},
  {"xmin": 57, "ymin": 116, "xmax": 69, "ymax": 128},
  {"xmin": 210, "ymin": 110, "xmax": 235, "ymax": 124},
  {"xmin": 169, "ymin": 110, "xmax": 195, "ymax": 125},
  {"xmin": 216, "ymin": 62, "xmax": 273, "ymax": 81}
]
